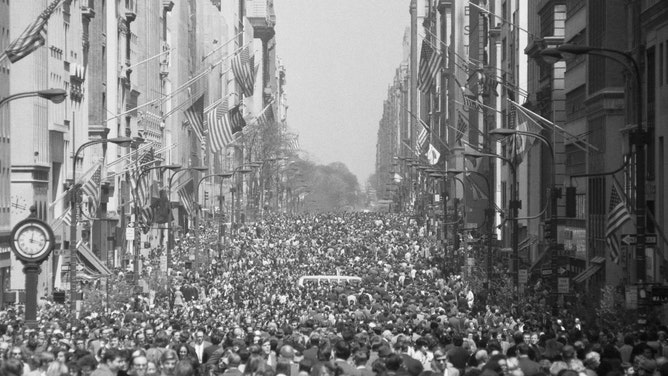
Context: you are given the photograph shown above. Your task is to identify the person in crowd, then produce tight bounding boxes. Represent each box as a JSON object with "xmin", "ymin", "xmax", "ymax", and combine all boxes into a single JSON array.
[{"xmin": 91, "ymin": 349, "xmax": 125, "ymax": 376}]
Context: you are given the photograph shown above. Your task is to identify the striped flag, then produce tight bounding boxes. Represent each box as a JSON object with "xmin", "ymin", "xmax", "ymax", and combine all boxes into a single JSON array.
[
  {"xmin": 605, "ymin": 179, "xmax": 632, "ymax": 264},
  {"xmin": 509, "ymin": 101, "xmax": 544, "ymax": 163},
  {"xmin": 232, "ymin": 46, "xmax": 256, "ymax": 97},
  {"xmin": 3, "ymin": 0, "xmax": 62, "ymax": 63},
  {"xmin": 256, "ymin": 104, "xmax": 275, "ymax": 127},
  {"xmin": 207, "ymin": 100, "xmax": 247, "ymax": 153},
  {"xmin": 464, "ymin": 175, "xmax": 489, "ymax": 201},
  {"xmin": 456, "ymin": 111, "xmax": 468, "ymax": 146},
  {"xmin": 82, "ymin": 165, "xmax": 101, "ymax": 214},
  {"xmin": 206, "ymin": 99, "xmax": 229, "ymax": 153},
  {"xmin": 131, "ymin": 171, "xmax": 149, "ymax": 208},
  {"xmin": 286, "ymin": 135, "xmax": 300, "ymax": 153},
  {"xmin": 417, "ymin": 41, "xmax": 442, "ymax": 93},
  {"xmin": 229, "ymin": 105, "xmax": 246, "ymax": 134},
  {"xmin": 417, "ymin": 126, "xmax": 428, "ymax": 150},
  {"xmin": 184, "ymin": 102, "xmax": 205, "ymax": 142},
  {"xmin": 177, "ymin": 186, "xmax": 195, "ymax": 217},
  {"xmin": 463, "ymin": 94, "xmax": 482, "ymax": 111},
  {"xmin": 62, "ymin": 209, "xmax": 72, "ymax": 227},
  {"xmin": 484, "ymin": 73, "xmax": 499, "ymax": 96}
]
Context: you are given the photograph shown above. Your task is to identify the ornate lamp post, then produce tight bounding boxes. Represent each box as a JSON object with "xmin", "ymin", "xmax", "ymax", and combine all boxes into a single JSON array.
[
  {"xmin": 542, "ymin": 43, "xmax": 647, "ymax": 283},
  {"xmin": 464, "ymin": 150, "xmax": 519, "ymax": 289},
  {"xmin": 69, "ymin": 137, "xmax": 132, "ymax": 313},
  {"xmin": 131, "ymin": 164, "xmax": 181, "ymax": 285},
  {"xmin": 166, "ymin": 166, "xmax": 207, "ymax": 274},
  {"xmin": 195, "ymin": 172, "xmax": 233, "ymax": 251},
  {"xmin": 447, "ymin": 169, "xmax": 493, "ymax": 288}
]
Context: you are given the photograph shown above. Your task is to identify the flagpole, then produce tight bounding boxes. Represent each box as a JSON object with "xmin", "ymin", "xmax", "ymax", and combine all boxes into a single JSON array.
[
  {"xmin": 202, "ymin": 31, "xmax": 244, "ymax": 62},
  {"xmin": 123, "ymin": 48, "xmax": 175, "ymax": 73},
  {"xmin": 467, "ymin": 2, "xmax": 536, "ymax": 38},
  {"xmin": 508, "ymin": 99, "xmax": 599, "ymax": 152},
  {"xmin": 400, "ymin": 103, "xmax": 452, "ymax": 153},
  {"xmin": 105, "ymin": 45, "xmax": 249, "ymax": 125}
]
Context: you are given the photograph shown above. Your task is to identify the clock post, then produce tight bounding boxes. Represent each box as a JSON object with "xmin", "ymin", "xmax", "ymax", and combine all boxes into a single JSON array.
[
  {"xmin": 9, "ymin": 218, "xmax": 55, "ymax": 328},
  {"xmin": 22, "ymin": 263, "xmax": 41, "ymax": 327}
]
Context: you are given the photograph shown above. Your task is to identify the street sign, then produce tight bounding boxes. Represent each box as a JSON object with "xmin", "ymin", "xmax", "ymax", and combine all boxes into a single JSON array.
[
  {"xmin": 541, "ymin": 268, "xmax": 552, "ymax": 276},
  {"xmin": 621, "ymin": 234, "xmax": 636, "ymax": 246},
  {"xmin": 519, "ymin": 269, "xmax": 528, "ymax": 284},
  {"xmin": 558, "ymin": 267, "xmax": 567, "ymax": 275},
  {"xmin": 557, "ymin": 277, "xmax": 569, "ymax": 294},
  {"xmin": 651, "ymin": 286, "xmax": 668, "ymax": 304},
  {"xmin": 126, "ymin": 227, "xmax": 135, "ymax": 241},
  {"xmin": 620, "ymin": 234, "xmax": 657, "ymax": 246}
]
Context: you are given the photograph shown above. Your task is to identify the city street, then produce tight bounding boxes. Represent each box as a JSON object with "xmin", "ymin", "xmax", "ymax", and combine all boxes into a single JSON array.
[{"xmin": 0, "ymin": 1, "xmax": 668, "ymax": 376}]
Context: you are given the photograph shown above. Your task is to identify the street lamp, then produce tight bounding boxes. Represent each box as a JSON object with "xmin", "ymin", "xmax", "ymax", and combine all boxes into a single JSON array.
[
  {"xmin": 487, "ymin": 129, "xmax": 557, "ymax": 294},
  {"xmin": 464, "ymin": 150, "xmax": 520, "ymax": 290},
  {"xmin": 69, "ymin": 136, "xmax": 132, "ymax": 313},
  {"xmin": 131, "ymin": 164, "xmax": 181, "ymax": 285},
  {"xmin": 0, "ymin": 88, "xmax": 67, "ymax": 108},
  {"xmin": 542, "ymin": 43, "xmax": 647, "ymax": 283},
  {"xmin": 447, "ymin": 168, "xmax": 494, "ymax": 289},
  {"xmin": 166, "ymin": 166, "xmax": 207, "ymax": 275},
  {"xmin": 230, "ymin": 165, "xmax": 254, "ymax": 230},
  {"xmin": 195, "ymin": 172, "xmax": 233, "ymax": 246}
]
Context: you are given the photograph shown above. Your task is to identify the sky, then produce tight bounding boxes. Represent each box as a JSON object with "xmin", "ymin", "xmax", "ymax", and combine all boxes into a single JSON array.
[{"xmin": 274, "ymin": 1, "xmax": 409, "ymax": 186}]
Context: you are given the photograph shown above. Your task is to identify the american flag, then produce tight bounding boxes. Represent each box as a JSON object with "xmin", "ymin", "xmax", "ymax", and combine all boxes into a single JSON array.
[
  {"xmin": 229, "ymin": 105, "xmax": 246, "ymax": 134},
  {"xmin": 484, "ymin": 73, "xmax": 499, "ymax": 96},
  {"xmin": 456, "ymin": 111, "xmax": 468, "ymax": 146},
  {"xmin": 464, "ymin": 175, "xmax": 488, "ymax": 201},
  {"xmin": 177, "ymin": 186, "xmax": 195, "ymax": 217},
  {"xmin": 510, "ymin": 102, "xmax": 544, "ymax": 162},
  {"xmin": 207, "ymin": 100, "xmax": 247, "ymax": 153},
  {"xmin": 3, "ymin": 0, "xmax": 62, "ymax": 63},
  {"xmin": 605, "ymin": 179, "xmax": 632, "ymax": 264},
  {"xmin": 463, "ymin": 94, "xmax": 482, "ymax": 111},
  {"xmin": 417, "ymin": 41, "xmax": 442, "ymax": 93},
  {"xmin": 286, "ymin": 135, "xmax": 300, "ymax": 153},
  {"xmin": 206, "ymin": 99, "xmax": 230, "ymax": 153},
  {"xmin": 232, "ymin": 46, "xmax": 257, "ymax": 97},
  {"xmin": 417, "ymin": 126, "xmax": 428, "ymax": 150},
  {"xmin": 131, "ymin": 149, "xmax": 154, "ymax": 207},
  {"xmin": 256, "ymin": 104, "xmax": 275, "ymax": 127},
  {"xmin": 82, "ymin": 165, "xmax": 101, "ymax": 214},
  {"xmin": 184, "ymin": 101, "xmax": 205, "ymax": 142}
]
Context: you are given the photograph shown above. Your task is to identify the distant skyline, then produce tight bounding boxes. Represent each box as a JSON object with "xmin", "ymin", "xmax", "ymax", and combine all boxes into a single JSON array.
[{"xmin": 274, "ymin": 1, "xmax": 409, "ymax": 186}]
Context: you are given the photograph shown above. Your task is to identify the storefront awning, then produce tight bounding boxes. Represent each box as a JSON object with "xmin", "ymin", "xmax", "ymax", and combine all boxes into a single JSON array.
[
  {"xmin": 519, "ymin": 235, "xmax": 539, "ymax": 252},
  {"xmin": 573, "ymin": 264, "xmax": 602, "ymax": 284},
  {"xmin": 529, "ymin": 251, "xmax": 548, "ymax": 272},
  {"xmin": 591, "ymin": 256, "xmax": 606, "ymax": 264},
  {"xmin": 76, "ymin": 240, "xmax": 112, "ymax": 276}
]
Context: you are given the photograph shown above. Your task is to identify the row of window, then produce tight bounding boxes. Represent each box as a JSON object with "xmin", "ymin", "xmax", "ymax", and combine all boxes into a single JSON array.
[{"xmin": 658, "ymin": 41, "xmax": 668, "ymax": 87}]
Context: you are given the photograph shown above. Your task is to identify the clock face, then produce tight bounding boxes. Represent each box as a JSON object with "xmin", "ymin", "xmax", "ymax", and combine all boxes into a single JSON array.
[
  {"xmin": 10, "ymin": 219, "xmax": 54, "ymax": 262},
  {"xmin": 10, "ymin": 195, "xmax": 29, "ymax": 217}
]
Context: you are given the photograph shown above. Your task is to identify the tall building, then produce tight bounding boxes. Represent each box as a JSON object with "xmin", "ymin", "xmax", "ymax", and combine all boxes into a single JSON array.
[{"xmin": 0, "ymin": 0, "xmax": 11, "ymax": 303}]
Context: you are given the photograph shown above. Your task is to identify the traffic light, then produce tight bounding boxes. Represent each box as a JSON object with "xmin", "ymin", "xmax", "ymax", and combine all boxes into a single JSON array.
[
  {"xmin": 53, "ymin": 291, "xmax": 66, "ymax": 303},
  {"xmin": 565, "ymin": 187, "xmax": 576, "ymax": 218},
  {"xmin": 204, "ymin": 191, "xmax": 209, "ymax": 204},
  {"xmin": 544, "ymin": 219, "xmax": 552, "ymax": 239}
]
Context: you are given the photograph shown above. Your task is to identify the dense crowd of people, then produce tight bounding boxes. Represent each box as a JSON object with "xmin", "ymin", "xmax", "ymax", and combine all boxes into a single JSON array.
[{"xmin": 0, "ymin": 213, "xmax": 666, "ymax": 376}]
